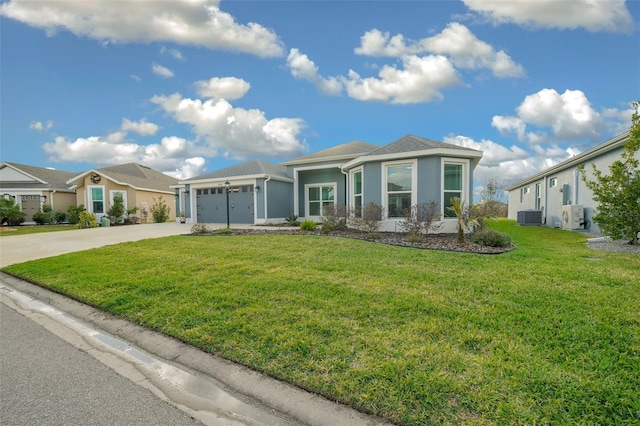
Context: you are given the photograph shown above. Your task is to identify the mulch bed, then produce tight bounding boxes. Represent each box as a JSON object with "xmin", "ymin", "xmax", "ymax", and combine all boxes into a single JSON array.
[{"xmin": 197, "ymin": 227, "xmax": 515, "ymax": 254}]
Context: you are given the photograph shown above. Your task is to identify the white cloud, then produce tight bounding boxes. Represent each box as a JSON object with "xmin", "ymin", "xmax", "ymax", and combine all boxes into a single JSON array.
[
  {"xmin": 43, "ymin": 134, "xmax": 206, "ymax": 179},
  {"xmin": 355, "ymin": 23, "xmax": 525, "ymax": 78},
  {"xmin": 286, "ymin": 49, "xmax": 343, "ymax": 96},
  {"xmin": 445, "ymin": 134, "xmax": 578, "ymax": 189},
  {"xmin": 463, "ymin": 0, "xmax": 634, "ymax": 33},
  {"xmin": 152, "ymin": 62, "xmax": 174, "ymax": 78},
  {"xmin": 492, "ymin": 89, "xmax": 610, "ymax": 144},
  {"xmin": 0, "ymin": 0, "xmax": 284, "ymax": 57},
  {"xmin": 160, "ymin": 46, "xmax": 185, "ymax": 61},
  {"xmin": 195, "ymin": 77, "xmax": 251, "ymax": 100},
  {"xmin": 121, "ymin": 118, "xmax": 159, "ymax": 136},
  {"xmin": 342, "ymin": 55, "xmax": 461, "ymax": 104},
  {"xmin": 130, "ymin": 74, "xmax": 142, "ymax": 82},
  {"xmin": 29, "ymin": 120, "xmax": 53, "ymax": 131},
  {"xmin": 151, "ymin": 92, "xmax": 307, "ymax": 158}
]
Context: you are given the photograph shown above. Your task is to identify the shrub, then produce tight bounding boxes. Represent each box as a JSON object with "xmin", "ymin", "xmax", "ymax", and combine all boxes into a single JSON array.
[
  {"xmin": 190, "ymin": 223, "xmax": 210, "ymax": 235},
  {"xmin": 399, "ymin": 201, "xmax": 441, "ymax": 240},
  {"xmin": 54, "ymin": 211, "xmax": 67, "ymax": 224},
  {"xmin": 33, "ymin": 204, "xmax": 55, "ymax": 225},
  {"xmin": 0, "ymin": 197, "xmax": 26, "ymax": 226},
  {"xmin": 471, "ymin": 229, "xmax": 512, "ymax": 247},
  {"xmin": 216, "ymin": 226, "xmax": 233, "ymax": 235},
  {"xmin": 76, "ymin": 211, "xmax": 98, "ymax": 229},
  {"xmin": 285, "ymin": 215, "xmax": 299, "ymax": 226},
  {"xmin": 350, "ymin": 202, "xmax": 384, "ymax": 234},
  {"xmin": 300, "ymin": 220, "xmax": 317, "ymax": 231},
  {"xmin": 150, "ymin": 196, "xmax": 171, "ymax": 223},
  {"xmin": 321, "ymin": 203, "xmax": 349, "ymax": 233},
  {"xmin": 107, "ymin": 194, "xmax": 125, "ymax": 224},
  {"xmin": 66, "ymin": 205, "xmax": 85, "ymax": 225}
]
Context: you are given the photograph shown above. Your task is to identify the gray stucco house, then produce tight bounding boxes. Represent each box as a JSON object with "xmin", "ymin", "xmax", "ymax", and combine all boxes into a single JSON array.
[
  {"xmin": 506, "ymin": 131, "xmax": 635, "ymax": 235},
  {"xmin": 176, "ymin": 135, "xmax": 483, "ymax": 233}
]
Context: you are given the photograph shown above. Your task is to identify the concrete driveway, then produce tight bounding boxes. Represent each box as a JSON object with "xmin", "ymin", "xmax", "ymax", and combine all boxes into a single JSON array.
[{"xmin": 0, "ymin": 222, "xmax": 194, "ymax": 267}]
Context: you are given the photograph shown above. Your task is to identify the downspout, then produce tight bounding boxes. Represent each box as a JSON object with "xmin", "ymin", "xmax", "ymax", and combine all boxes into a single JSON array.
[
  {"xmin": 263, "ymin": 176, "xmax": 271, "ymax": 223},
  {"xmin": 293, "ymin": 169, "xmax": 299, "ymax": 217},
  {"xmin": 573, "ymin": 170, "xmax": 579, "ymax": 205},
  {"xmin": 542, "ymin": 177, "xmax": 547, "ymax": 225},
  {"xmin": 340, "ymin": 167, "xmax": 349, "ymax": 206},
  {"xmin": 50, "ymin": 190, "xmax": 57, "ymax": 210}
]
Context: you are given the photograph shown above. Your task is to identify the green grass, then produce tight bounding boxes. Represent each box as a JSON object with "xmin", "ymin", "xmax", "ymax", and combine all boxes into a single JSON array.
[
  {"xmin": 3, "ymin": 221, "xmax": 639, "ymax": 425},
  {"xmin": 0, "ymin": 224, "xmax": 76, "ymax": 236}
]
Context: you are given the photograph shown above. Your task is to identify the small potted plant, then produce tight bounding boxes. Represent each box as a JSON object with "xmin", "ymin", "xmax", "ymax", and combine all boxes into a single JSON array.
[{"xmin": 178, "ymin": 212, "xmax": 186, "ymax": 223}]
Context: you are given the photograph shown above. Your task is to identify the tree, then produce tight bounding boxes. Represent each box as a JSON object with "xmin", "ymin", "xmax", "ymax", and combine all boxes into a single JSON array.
[
  {"xmin": 477, "ymin": 179, "xmax": 508, "ymax": 217},
  {"xmin": 578, "ymin": 101, "xmax": 640, "ymax": 245},
  {"xmin": 150, "ymin": 196, "xmax": 171, "ymax": 223},
  {"xmin": 107, "ymin": 194, "xmax": 125, "ymax": 224},
  {"xmin": 0, "ymin": 197, "xmax": 26, "ymax": 226},
  {"xmin": 447, "ymin": 197, "xmax": 478, "ymax": 244}
]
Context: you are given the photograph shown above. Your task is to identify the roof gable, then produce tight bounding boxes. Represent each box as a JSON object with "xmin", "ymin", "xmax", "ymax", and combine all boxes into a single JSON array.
[
  {"xmin": 282, "ymin": 141, "xmax": 380, "ymax": 165},
  {"xmin": 68, "ymin": 163, "xmax": 176, "ymax": 193},
  {"xmin": 183, "ymin": 160, "xmax": 290, "ymax": 182},
  {"xmin": 1, "ymin": 162, "xmax": 77, "ymax": 189}
]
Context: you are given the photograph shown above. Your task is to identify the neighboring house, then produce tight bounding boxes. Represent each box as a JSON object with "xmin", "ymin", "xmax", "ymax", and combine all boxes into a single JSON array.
[
  {"xmin": 66, "ymin": 163, "xmax": 178, "ymax": 222},
  {"xmin": 0, "ymin": 162, "xmax": 77, "ymax": 224},
  {"xmin": 177, "ymin": 135, "xmax": 483, "ymax": 232},
  {"xmin": 506, "ymin": 131, "xmax": 635, "ymax": 235}
]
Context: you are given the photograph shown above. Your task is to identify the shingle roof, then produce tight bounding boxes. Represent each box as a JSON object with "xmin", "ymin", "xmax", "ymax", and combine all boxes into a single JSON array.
[
  {"xmin": 282, "ymin": 141, "xmax": 380, "ymax": 165},
  {"xmin": 94, "ymin": 163, "xmax": 177, "ymax": 192},
  {"xmin": 2, "ymin": 162, "xmax": 77, "ymax": 190},
  {"xmin": 184, "ymin": 160, "xmax": 289, "ymax": 182},
  {"xmin": 366, "ymin": 134, "xmax": 481, "ymax": 156}
]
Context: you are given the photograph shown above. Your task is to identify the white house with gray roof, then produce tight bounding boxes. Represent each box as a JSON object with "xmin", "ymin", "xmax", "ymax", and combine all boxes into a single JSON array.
[
  {"xmin": 506, "ymin": 131, "xmax": 635, "ymax": 235},
  {"xmin": 177, "ymin": 135, "xmax": 483, "ymax": 232}
]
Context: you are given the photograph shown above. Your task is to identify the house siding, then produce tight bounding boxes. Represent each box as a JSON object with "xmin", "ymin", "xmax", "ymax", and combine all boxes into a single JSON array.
[
  {"xmin": 265, "ymin": 179, "xmax": 293, "ymax": 221},
  {"xmin": 295, "ymin": 168, "xmax": 346, "ymax": 218},
  {"xmin": 417, "ymin": 157, "xmax": 441, "ymax": 206},
  {"xmin": 508, "ymin": 137, "xmax": 637, "ymax": 236}
]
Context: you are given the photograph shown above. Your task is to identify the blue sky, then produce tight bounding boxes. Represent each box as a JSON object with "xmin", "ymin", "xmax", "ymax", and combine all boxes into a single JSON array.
[{"xmin": 1, "ymin": 0, "xmax": 638, "ymax": 193}]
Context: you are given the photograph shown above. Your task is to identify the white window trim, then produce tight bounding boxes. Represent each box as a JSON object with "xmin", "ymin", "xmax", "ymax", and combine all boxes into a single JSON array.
[
  {"xmin": 109, "ymin": 190, "xmax": 128, "ymax": 211},
  {"xmin": 441, "ymin": 158, "xmax": 469, "ymax": 220},
  {"xmin": 304, "ymin": 182, "xmax": 337, "ymax": 220},
  {"xmin": 382, "ymin": 159, "xmax": 417, "ymax": 220},
  {"xmin": 549, "ymin": 177, "xmax": 558, "ymax": 188},
  {"xmin": 350, "ymin": 168, "xmax": 363, "ymax": 213},
  {"xmin": 87, "ymin": 185, "xmax": 106, "ymax": 215}
]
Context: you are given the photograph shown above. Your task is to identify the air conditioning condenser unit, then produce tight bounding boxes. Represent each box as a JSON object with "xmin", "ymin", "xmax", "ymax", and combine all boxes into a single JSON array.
[{"xmin": 562, "ymin": 204, "xmax": 584, "ymax": 230}]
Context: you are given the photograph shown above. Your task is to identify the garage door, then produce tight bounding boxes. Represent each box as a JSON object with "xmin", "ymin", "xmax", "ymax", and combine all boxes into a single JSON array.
[
  {"xmin": 196, "ymin": 185, "xmax": 254, "ymax": 224},
  {"xmin": 21, "ymin": 195, "xmax": 41, "ymax": 223}
]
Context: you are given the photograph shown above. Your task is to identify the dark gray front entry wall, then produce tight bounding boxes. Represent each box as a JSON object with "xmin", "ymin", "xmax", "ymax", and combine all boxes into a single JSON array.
[{"xmin": 196, "ymin": 187, "xmax": 254, "ymax": 224}]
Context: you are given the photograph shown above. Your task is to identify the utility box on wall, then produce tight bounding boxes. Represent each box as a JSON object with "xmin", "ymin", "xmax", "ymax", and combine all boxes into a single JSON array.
[
  {"xmin": 517, "ymin": 210, "xmax": 543, "ymax": 226},
  {"xmin": 562, "ymin": 204, "xmax": 584, "ymax": 230}
]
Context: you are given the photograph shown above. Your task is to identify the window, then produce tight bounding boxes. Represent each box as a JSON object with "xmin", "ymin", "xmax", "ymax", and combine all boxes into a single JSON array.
[
  {"xmin": 306, "ymin": 184, "xmax": 335, "ymax": 217},
  {"xmin": 352, "ymin": 169, "xmax": 363, "ymax": 217},
  {"xmin": 535, "ymin": 183, "xmax": 541, "ymax": 210},
  {"xmin": 524, "ymin": 186, "xmax": 530, "ymax": 194},
  {"xmin": 89, "ymin": 186, "xmax": 104, "ymax": 214},
  {"xmin": 443, "ymin": 163, "xmax": 462, "ymax": 218},
  {"xmin": 549, "ymin": 177, "xmax": 558, "ymax": 188},
  {"xmin": 386, "ymin": 164, "xmax": 413, "ymax": 218}
]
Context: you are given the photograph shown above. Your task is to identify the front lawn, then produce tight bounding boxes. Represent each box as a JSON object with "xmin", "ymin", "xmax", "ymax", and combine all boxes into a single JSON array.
[
  {"xmin": 0, "ymin": 224, "xmax": 76, "ymax": 236},
  {"xmin": 2, "ymin": 221, "xmax": 638, "ymax": 425}
]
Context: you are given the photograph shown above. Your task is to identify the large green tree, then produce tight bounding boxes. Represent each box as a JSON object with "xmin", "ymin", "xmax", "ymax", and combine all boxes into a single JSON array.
[{"xmin": 579, "ymin": 101, "xmax": 640, "ymax": 244}]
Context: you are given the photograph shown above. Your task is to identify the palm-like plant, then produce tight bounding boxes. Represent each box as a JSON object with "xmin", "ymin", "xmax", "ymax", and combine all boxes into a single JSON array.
[{"xmin": 447, "ymin": 197, "xmax": 478, "ymax": 244}]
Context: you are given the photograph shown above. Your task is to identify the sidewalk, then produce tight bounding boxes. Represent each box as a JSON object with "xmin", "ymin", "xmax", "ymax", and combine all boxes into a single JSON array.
[{"xmin": 0, "ymin": 224, "xmax": 392, "ymax": 426}]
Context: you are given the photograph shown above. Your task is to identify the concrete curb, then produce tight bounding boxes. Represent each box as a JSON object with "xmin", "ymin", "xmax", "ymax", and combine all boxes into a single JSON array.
[{"xmin": 0, "ymin": 272, "xmax": 391, "ymax": 426}]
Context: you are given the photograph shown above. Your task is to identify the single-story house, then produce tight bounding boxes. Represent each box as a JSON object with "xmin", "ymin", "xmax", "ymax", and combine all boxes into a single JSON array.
[
  {"xmin": 0, "ymin": 162, "xmax": 78, "ymax": 224},
  {"xmin": 66, "ymin": 163, "xmax": 178, "ymax": 222},
  {"xmin": 1, "ymin": 162, "xmax": 178, "ymax": 224},
  {"xmin": 176, "ymin": 135, "xmax": 483, "ymax": 233},
  {"xmin": 506, "ymin": 131, "xmax": 635, "ymax": 235}
]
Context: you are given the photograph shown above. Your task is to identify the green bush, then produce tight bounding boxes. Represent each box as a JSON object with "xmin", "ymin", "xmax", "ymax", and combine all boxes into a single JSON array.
[
  {"xmin": 107, "ymin": 194, "xmax": 125, "ymax": 224},
  {"xmin": 321, "ymin": 203, "xmax": 348, "ymax": 233},
  {"xmin": 471, "ymin": 229, "xmax": 512, "ymax": 247},
  {"xmin": 350, "ymin": 202, "xmax": 384, "ymax": 233},
  {"xmin": 67, "ymin": 205, "xmax": 85, "ymax": 225},
  {"xmin": 54, "ymin": 211, "xmax": 67, "ymax": 224},
  {"xmin": 285, "ymin": 215, "xmax": 299, "ymax": 226},
  {"xmin": 300, "ymin": 220, "xmax": 317, "ymax": 231},
  {"xmin": 0, "ymin": 197, "xmax": 26, "ymax": 226},
  {"xmin": 76, "ymin": 211, "xmax": 98, "ymax": 229},
  {"xmin": 150, "ymin": 196, "xmax": 171, "ymax": 223},
  {"xmin": 33, "ymin": 205, "xmax": 55, "ymax": 225}
]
